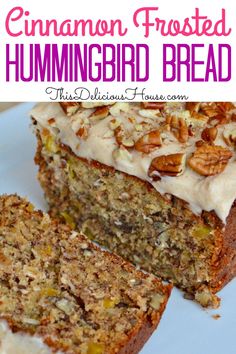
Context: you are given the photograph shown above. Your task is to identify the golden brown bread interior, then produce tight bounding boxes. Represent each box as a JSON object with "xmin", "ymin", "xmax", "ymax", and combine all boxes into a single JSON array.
[
  {"xmin": 34, "ymin": 129, "xmax": 236, "ymax": 308},
  {"xmin": 0, "ymin": 194, "xmax": 171, "ymax": 354}
]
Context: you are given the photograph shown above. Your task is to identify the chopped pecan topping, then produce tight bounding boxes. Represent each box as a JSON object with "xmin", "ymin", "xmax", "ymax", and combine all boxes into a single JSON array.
[
  {"xmin": 185, "ymin": 102, "xmax": 201, "ymax": 114},
  {"xmin": 190, "ymin": 112, "xmax": 209, "ymax": 127},
  {"xmin": 166, "ymin": 116, "xmax": 188, "ymax": 143},
  {"xmin": 114, "ymin": 125, "xmax": 124, "ymax": 145},
  {"xmin": 148, "ymin": 153, "xmax": 186, "ymax": 178},
  {"xmin": 121, "ymin": 137, "xmax": 135, "ymax": 148},
  {"xmin": 201, "ymin": 127, "xmax": 218, "ymax": 144},
  {"xmin": 184, "ymin": 104, "xmax": 210, "ymax": 128},
  {"xmin": 134, "ymin": 123, "xmax": 144, "ymax": 132},
  {"xmin": 76, "ymin": 126, "xmax": 89, "ymax": 139},
  {"xmin": 141, "ymin": 102, "xmax": 165, "ymax": 110},
  {"xmin": 208, "ymin": 114, "xmax": 230, "ymax": 126},
  {"xmin": 114, "ymin": 125, "xmax": 134, "ymax": 148},
  {"xmin": 188, "ymin": 126, "xmax": 194, "ymax": 137},
  {"xmin": 188, "ymin": 145, "xmax": 232, "ymax": 176},
  {"xmin": 48, "ymin": 118, "xmax": 55, "ymax": 125},
  {"xmin": 109, "ymin": 118, "xmax": 121, "ymax": 130},
  {"xmin": 216, "ymin": 102, "xmax": 235, "ymax": 113},
  {"xmin": 195, "ymin": 140, "xmax": 207, "ymax": 148},
  {"xmin": 109, "ymin": 102, "xmax": 130, "ymax": 116},
  {"xmin": 134, "ymin": 130, "xmax": 162, "ymax": 154},
  {"xmin": 113, "ymin": 146, "xmax": 133, "ymax": 162},
  {"xmin": 231, "ymin": 113, "xmax": 236, "ymax": 122},
  {"xmin": 128, "ymin": 117, "xmax": 136, "ymax": 124},
  {"xmin": 223, "ymin": 129, "xmax": 236, "ymax": 147},
  {"xmin": 201, "ymin": 102, "xmax": 234, "ymax": 118},
  {"xmin": 89, "ymin": 106, "xmax": 109, "ymax": 121},
  {"xmin": 139, "ymin": 109, "xmax": 163, "ymax": 119},
  {"xmin": 60, "ymin": 102, "xmax": 80, "ymax": 116}
]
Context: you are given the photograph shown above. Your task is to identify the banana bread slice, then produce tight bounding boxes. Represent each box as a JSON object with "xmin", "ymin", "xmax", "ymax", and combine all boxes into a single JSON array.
[
  {"xmin": 0, "ymin": 194, "xmax": 171, "ymax": 354},
  {"xmin": 31, "ymin": 102, "xmax": 236, "ymax": 308}
]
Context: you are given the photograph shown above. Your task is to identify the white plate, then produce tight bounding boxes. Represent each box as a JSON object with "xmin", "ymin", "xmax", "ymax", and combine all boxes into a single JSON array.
[{"xmin": 0, "ymin": 103, "xmax": 236, "ymax": 354}]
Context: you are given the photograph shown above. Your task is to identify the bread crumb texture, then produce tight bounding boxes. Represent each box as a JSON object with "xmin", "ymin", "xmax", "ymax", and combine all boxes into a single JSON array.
[{"xmin": 0, "ymin": 194, "xmax": 171, "ymax": 354}]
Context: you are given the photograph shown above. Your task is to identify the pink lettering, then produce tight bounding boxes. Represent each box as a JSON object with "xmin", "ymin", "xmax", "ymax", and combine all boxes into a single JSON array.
[
  {"xmin": 133, "ymin": 7, "xmax": 159, "ymax": 38},
  {"xmin": 133, "ymin": 7, "xmax": 232, "ymax": 38},
  {"xmin": 5, "ymin": 6, "xmax": 25, "ymax": 37},
  {"xmin": 5, "ymin": 7, "xmax": 128, "ymax": 37}
]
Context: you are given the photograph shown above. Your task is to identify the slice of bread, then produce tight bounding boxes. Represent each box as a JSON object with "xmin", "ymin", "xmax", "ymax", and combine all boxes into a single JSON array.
[{"xmin": 0, "ymin": 194, "xmax": 171, "ymax": 354}]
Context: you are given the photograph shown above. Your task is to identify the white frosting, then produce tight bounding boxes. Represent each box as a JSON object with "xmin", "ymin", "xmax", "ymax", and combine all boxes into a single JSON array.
[
  {"xmin": 0, "ymin": 322, "xmax": 53, "ymax": 354},
  {"xmin": 31, "ymin": 103, "xmax": 236, "ymax": 223}
]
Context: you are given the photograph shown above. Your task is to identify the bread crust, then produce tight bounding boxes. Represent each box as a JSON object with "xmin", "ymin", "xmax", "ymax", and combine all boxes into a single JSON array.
[{"xmin": 210, "ymin": 200, "xmax": 236, "ymax": 292}]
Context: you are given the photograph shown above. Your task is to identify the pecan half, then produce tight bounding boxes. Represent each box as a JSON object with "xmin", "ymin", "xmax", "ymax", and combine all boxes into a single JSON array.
[
  {"xmin": 134, "ymin": 130, "xmax": 162, "ymax": 153},
  {"xmin": 201, "ymin": 127, "xmax": 218, "ymax": 144},
  {"xmin": 188, "ymin": 145, "xmax": 232, "ymax": 176},
  {"xmin": 148, "ymin": 153, "xmax": 186, "ymax": 178},
  {"xmin": 166, "ymin": 116, "xmax": 188, "ymax": 143}
]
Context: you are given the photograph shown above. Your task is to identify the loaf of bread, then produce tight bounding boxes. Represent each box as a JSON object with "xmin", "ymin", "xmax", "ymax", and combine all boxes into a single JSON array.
[
  {"xmin": 31, "ymin": 101, "xmax": 236, "ymax": 307},
  {"xmin": 0, "ymin": 194, "xmax": 171, "ymax": 354}
]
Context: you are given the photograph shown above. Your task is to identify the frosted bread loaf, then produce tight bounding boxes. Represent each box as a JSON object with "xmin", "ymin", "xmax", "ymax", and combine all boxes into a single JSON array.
[{"xmin": 32, "ymin": 101, "xmax": 236, "ymax": 307}]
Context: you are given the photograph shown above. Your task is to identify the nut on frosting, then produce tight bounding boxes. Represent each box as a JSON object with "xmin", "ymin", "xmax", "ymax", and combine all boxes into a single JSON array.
[
  {"xmin": 148, "ymin": 153, "xmax": 186, "ymax": 178},
  {"xmin": 188, "ymin": 145, "xmax": 232, "ymax": 176},
  {"xmin": 59, "ymin": 101, "xmax": 235, "ymax": 179}
]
